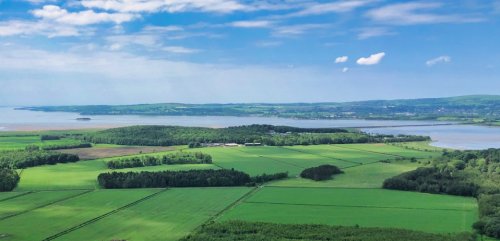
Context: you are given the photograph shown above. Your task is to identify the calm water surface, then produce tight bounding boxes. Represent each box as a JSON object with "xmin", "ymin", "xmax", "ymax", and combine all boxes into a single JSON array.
[{"xmin": 1, "ymin": 107, "xmax": 498, "ymax": 150}]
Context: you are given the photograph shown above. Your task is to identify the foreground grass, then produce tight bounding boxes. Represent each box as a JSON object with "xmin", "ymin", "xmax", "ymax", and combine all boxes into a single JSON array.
[
  {"xmin": 0, "ymin": 189, "xmax": 157, "ymax": 241},
  {"xmin": 56, "ymin": 187, "xmax": 252, "ymax": 241},
  {"xmin": 219, "ymin": 187, "xmax": 478, "ymax": 234},
  {"xmin": 181, "ymin": 221, "xmax": 474, "ymax": 241}
]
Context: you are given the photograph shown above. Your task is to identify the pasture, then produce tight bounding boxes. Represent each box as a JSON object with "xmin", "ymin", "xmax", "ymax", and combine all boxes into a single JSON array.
[{"xmin": 219, "ymin": 187, "xmax": 478, "ymax": 234}]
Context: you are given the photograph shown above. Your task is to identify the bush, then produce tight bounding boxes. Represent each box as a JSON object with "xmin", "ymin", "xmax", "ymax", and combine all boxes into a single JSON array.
[
  {"xmin": 0, "ymin": 169, "xmax": 20, "ymax": 191},
  {"xmin": 300, "ymin": 165, "xmax": 343, "ymax": 181}
]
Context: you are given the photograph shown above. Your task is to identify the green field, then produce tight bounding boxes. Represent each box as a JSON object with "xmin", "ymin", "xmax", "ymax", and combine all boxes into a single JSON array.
[
  {"xmin": 219, "ymin": 187, "xmax": 478, "ymax": 233},
  {"xmin": 0, "ymin": 140, "xmax": 486, "ymax": 240},
  {"xmin": 0, "ymin": 136, "xmax": 82, "ymax": 150},
  {"xmin": 56, "ymin": 188, "xmax": 251, "ymax": 241},
  {"xmin": 0, "ymin": 189, "xmax": 158, "ymax": 240}
]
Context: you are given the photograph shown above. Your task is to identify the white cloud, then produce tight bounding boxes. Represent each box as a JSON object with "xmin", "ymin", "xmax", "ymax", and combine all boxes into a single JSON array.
[
  {"xmin": 357, "ymin": 27, "xmax": 395, "ymax": 39},
  {"xmin": 0, "ymin": 20, "xmax": 82, "ymax": 37},
  {"xmin": 32, "ymin": 5, "xmax": 138, "ymax": 25},
  {"xmin": 287, "ymin": 0, "xmax": 373, "ymax": 17},
  {"xmin": 81, "ymin": 0, "xmax": 248, "ymax": 13},
  {"xmin": 335, "ymin": 56, "xmax": 348, "ymax": 63},
  {"xmin": 426, "ymin": 56, "xmax": 451, "ymax": 66},
  {"xmin": 230, "ymin": 20, "xmax": 272, "ymax": 28},
  {"xmin": 109, "ymin": 43, "xmax": 123, "ymax": 51},
  {"xmin": 366, "ymin": 2, "xmax": 483, "ymax": 25},
  {"xmin": 255, "ymin": 41, "xmax": 282, "ymax": 47},
  {"xmin": 162, "ymin": 46, "xmax": 200, "ymax": 54},
  {"xmin": 356, "ymin": 52, "xmax": 385, "ymax": 65},
  {"xmin": 273, "ymin": 24, "xmax": 329, "ymax": 36},
  {"xmin": 342, "ymin": 67, "xmax": 349, "ymax": 73}
]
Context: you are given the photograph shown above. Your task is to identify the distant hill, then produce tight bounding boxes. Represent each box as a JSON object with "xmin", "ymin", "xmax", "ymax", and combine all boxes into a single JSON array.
[{"xmin": 21, "ymin": 95, "xmax": 500, "ymax": 121}]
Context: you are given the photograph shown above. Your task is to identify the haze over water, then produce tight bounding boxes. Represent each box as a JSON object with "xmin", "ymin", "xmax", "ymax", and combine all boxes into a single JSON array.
[{"xmin": 1, "ymin": 107, "xmax": 499, "ymax": 150}]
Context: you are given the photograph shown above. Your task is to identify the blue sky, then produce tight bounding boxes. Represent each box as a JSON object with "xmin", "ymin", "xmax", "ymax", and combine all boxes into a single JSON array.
[{"xmin": 0, "ymin": 0, "xmax": 499, "ymax": 105}]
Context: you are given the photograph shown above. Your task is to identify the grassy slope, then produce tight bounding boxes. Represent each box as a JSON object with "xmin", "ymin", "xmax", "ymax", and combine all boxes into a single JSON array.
[
  {"xmin": 219, "ymin": 187, "xmax": 478, "ymax": 234},
  {"xmin": 56, "ymin": 188, "xmax": 251, "ymax": 241}
]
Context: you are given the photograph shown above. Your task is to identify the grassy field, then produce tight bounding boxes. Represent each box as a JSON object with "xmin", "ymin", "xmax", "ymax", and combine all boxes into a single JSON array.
[
  {"xmin": 0, "ymin": 136, "xmax": 82, "ymax": 150},
  {"xmin": 0, "ymin": 189, "xmax": 158, "ymax": 241},
  {"xmin": 219, "ymin": 187, "xmax": 478, "ymax": 234},
  {"xmin": 57, "ymin": 145, "xmax": 179, "ymax": 160},
  {"xmin": 1, "ymin": 139, "xmax": 484, "ymax": 240},
  {"xmin": 269, "ymin": 161, "xmax": 420, "ymax": 188},
  {"xmin": 0, "ymin": 190, "xmax": 86, "ymax": 219},
  {"xmin": 56, "ymin": 187, "xmax": 251, "ymax": 241},
  {"xmin": 17, "ymin": 160, "xmax": 217, "ymax": 190}
]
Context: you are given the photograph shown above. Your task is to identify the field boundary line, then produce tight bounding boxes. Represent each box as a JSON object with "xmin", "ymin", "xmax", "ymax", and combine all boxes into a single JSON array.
[
  {"xmin": 263, "ymin": 186, "xmax": 382, "ymax": 190},
  {"xmin": 234, "ymin": 148, "xmax": 307, "ymax": 169},
  {"xmin": 208, "ymin": 186, "xmax": 260, "ymax": 223},
  {"xmin": 0, "ymin": 191, "xmax": 34, "ymax": 202},
  {"xmin": 42, "ymin": 188, "xmax": 168, "ymax": 241},
  {"xmin": 277, "ymin": 146, "xmax": 362, "ymax": 165},
  {"xmin": 244, "ymin": 201, "xmax": 476, "ymax": 212},
  {"xmin": 331, "ymin": 144, "xmax": 423, "ymax": 159},
  {"xmin": 0, "ymin": 190, "xmax": 92, "ymax": 222}
]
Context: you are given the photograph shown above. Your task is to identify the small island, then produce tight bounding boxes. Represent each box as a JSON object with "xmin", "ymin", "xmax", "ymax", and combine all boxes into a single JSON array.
[{"xmin": 76, "ymin": 117, "xmax": 91, "ymax": 121}]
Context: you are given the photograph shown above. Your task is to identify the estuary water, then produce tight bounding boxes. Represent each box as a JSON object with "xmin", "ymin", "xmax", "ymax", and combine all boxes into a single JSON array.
[{"xmin": 0, "ymin": 107, "xmax": 499, "ymax": 150}]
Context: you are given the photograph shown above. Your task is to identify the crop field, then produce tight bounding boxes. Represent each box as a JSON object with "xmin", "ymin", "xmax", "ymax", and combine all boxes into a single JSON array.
[
  {"xmin": 56, "ymin": 187, "xmax": 251, "ymax": 241},
  {"xmin": 1, "ymin": 140, "xmax": 484, "ymax": 240},
  {"xmin": 57, "ymin": 145, "xmax": 178, "ymax": 160},
  {"xmin": 0, "ymin": 189, "xmax": 158, "ymax": 240},
  {"xmin": 219, "ymin": 187, "xmax": 478, "ymax": 234},
  {"xmin": 0, "ymin": 136, "xmax": 82, "ymax": 150},
  {"xmin": 269, "ymin": 161, "xmax": 420, "ymax": 188},
  {"xmin": 17, "ymin": 160, "xmax": 217, "ymax": 190}
]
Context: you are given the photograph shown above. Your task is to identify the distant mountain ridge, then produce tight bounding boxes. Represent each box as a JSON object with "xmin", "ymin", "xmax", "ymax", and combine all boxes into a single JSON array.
[{"xmin": 21, "ymin": 95, "xmax": 500, "ymax": 122}]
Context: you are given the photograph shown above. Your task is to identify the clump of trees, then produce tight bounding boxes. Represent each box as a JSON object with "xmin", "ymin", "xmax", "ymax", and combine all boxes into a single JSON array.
[
  {"xmin": 300, "ymin": 165, "xmax": 343, "ymax": 181},
  {"xmin": 80, "ymin": 125, "xmax": 429, "ymax": 147},
  {"xmin": 106, "ymin": 152, "xmax": 212, "ymax": 169},
  {"xmin": 0, "ymin": 150, "xmax": 80, "ymax": 169},
  {"xmin": 0, "ymin": 169, "xmax": 20, "ymax": 192},
  {"xmin": 180, "ymin": 221, "xmax": 474, "ymax": 241},
  {"xmin": 98, "ymin": 169, "xmax": 251, "ymax": 188},
  {"xmin": 382, "ymin": 167, "xmax": 479, "ymax": 197}
]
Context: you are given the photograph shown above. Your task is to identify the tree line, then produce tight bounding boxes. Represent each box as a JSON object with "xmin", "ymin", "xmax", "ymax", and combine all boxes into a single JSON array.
[
  {"xmin": 0, "ymin": 169, "xmax": 19, "ymax": 192},
  {"xmin": 80, "ymin": 125, "xmax": 430, "ymax": 147},
  {"xmin": 300, "ymin": 165, "xmax": 343, "ymax": 181},
  {"xmin": 98, "ymin": 169, "xmax": 252, "ymax": 188},
  {"xmin": 0, "ymin": 150, "xmax": 80, "ymax": 169},
  {"xmin": 25, "ymin": 143, "xmax": 92, "ymax": 151},
  {"xmin": 180, "ymin": 221, "xmax": 474, "ymax": 241},
  {"xmin": 106, "ymin": 152, "xmax": 212, "ymax": 169}
]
